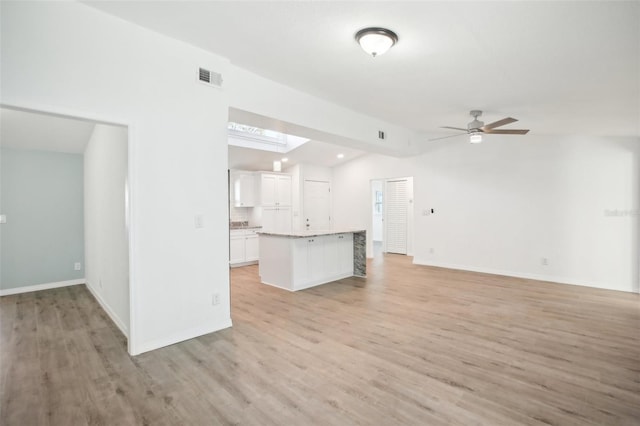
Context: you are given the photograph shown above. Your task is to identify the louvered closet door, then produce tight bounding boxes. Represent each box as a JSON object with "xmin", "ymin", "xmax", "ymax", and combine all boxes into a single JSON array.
[{"xmin": 384, "ymin": 179, "xmax": 408, "ymax": 254}]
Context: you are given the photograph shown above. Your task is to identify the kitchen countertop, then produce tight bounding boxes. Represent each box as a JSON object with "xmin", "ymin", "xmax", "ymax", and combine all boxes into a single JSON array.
[
  {"xmin": 257, "ymin": 229, "xmax": 365, "ymax": 238},
  {"xmin": 230, "ymin": 226, "xmax": 263, "ymax": 231}
]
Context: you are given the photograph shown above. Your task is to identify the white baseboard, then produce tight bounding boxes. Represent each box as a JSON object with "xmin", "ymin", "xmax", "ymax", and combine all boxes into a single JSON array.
[
  {"xmin": 84, "ymin": 282, "xmax": 129, "ymax": 338},
  {"xmin": 261, "ymin": 280, "xmax": 294, "ymax": 292},
  {"xmin": 0, "ymin": 278, "xmax": 85, "ymax": 296},
  {"xmin": 412, "ymin": 258, "xmax": 636, "ymax": 293},
  {"xmin": 132, "ymin": 318, "xmax": 233, "ymax": 356},
  {"xmin": 261, "ymin": 272, "xmax": 354, "ymax": 292},
  {"xmin": 230, "ymin": 260, "xmax": 258, "ymax": 268}
]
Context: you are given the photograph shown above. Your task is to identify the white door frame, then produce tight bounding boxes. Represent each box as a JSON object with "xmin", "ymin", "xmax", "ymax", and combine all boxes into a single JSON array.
[
  {"xmin": 368, "ymin": 176, "xmax": 414, "ymax": 258},
  {"xmin": 370, "ymin": 179, "xmax": 385, "ymax": 252}
]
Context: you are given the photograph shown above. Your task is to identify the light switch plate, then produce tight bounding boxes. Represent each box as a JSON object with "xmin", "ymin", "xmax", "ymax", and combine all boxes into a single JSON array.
[
  {"xmin": 194, "ymin": 214, "xmax": 204, "ymax": 228},
  {"xmin": 0, "ymin": 215, "xmax": 6, "ymax": 224}
]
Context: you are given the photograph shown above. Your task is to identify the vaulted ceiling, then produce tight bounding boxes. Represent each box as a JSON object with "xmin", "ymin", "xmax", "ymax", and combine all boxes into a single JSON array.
[{"xmin": 85, "ymin": 1, "xmax": 639, "ymax": 139}]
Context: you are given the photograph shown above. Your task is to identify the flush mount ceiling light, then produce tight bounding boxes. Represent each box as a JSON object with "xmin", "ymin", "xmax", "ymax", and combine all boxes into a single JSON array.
[
  {"xmin": 355, "ymin": 27, "xmax": 398, "ymax": 57},
  {"xmin": 337, "ymin": 153, "xmax": 345, "ymax": 159}
]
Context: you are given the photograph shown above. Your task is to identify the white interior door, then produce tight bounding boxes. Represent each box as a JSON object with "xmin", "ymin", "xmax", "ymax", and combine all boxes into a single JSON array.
[
  {"xmin": 384, "ymin": 179, "xmax": 408, "ymax": 254},
  {"xmin": 303, "ymin": 180, "xmax": 331, "ymax": 231}
]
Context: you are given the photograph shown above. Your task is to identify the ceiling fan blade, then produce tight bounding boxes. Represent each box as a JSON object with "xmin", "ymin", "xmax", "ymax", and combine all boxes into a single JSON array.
[
  {"xmin": 481, "ymin": 117, "xmax": 517, "ymax": 131},
  {"xmin": 483, "ymin": 129, "xmax": 530, "ymax": 135},
  {"xmin": 440, "ymin": 126, "xmax": 468, "ymax": 132},
  {"xmin": 428, "ymin": 133, "xmax": 465, "ymax": 141}
]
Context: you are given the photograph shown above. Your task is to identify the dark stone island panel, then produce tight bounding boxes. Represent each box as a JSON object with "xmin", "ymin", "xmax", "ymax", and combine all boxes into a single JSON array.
[{"xmin": 354, "ymin": 231, "xmax": 366, "ymax": 277}]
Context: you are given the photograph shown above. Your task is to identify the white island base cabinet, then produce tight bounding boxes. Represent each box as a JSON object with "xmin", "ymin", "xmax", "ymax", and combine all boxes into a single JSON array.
[{"xmin": 259, "ymin": 231, "xmax": 364, "ymax": 291}]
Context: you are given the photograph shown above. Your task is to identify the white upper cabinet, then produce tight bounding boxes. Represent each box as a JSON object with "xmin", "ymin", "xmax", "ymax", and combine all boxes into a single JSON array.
[
  {"xmin": 277, "ymin": 175, "xmax": 292, "ymax": 206},
  {"xmin": 261, "ymin": 206, "xmax": 292, "ymax": 233},
  {"xmin": 260, "ymin": 174, "xmax": 277, "ymax": 206},
  {"xmin": 230, "ymin": 171, "xmax": 256, "ymax": 207},
  {"xmin": 259, "ymin": 173, "xmax": 291, "ymax": 206}
]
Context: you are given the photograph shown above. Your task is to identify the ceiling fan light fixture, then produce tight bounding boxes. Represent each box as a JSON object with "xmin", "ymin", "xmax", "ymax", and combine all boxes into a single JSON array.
[
  {"xmin": 355, "ymin": 27, "xmax": 398, "ymax": 57},
  {"xmin": 469, "ymin": 133, "xmax": 483, "ymax": 144}
]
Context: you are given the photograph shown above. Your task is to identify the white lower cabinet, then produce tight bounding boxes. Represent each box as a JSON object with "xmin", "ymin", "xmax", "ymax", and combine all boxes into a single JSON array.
[
  {"xmin": 293, "ymin": 237, "xmax": 325, "ymax": 285},
  {"xmin": 337, "ymin": 233, "xmax": 354, "ymax": 276},
  {"xmin": 245, "ymin": 234, "xmax": 259, "ymax": 261},
  {"xmin": 229, "ymin": 235, "xmax": 246, "ymax": 264},
  {"xmin": 323, "ymin": 233, "xmax": 353, "ymax": 278},
  {"xmin": 229, "ymin": 229, "xmax": 260, "ymax": 266}
]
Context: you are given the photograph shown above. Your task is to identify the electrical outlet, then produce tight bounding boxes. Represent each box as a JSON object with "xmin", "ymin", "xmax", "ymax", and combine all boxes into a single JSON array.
[
  {"xmin": 541, "ymin": 257, "xmax": 548, "ymax": 266},
  {"xmin": 99, "ymin": 279, "xmax": 103, "ymax": 288},
  {"xmin": 212, "ymin": 293, "xmax": 220, "ymax": 306},
  {"xmin": 429, "ymin": 248, "xmax": 435, "ymax": 254},
  {"xmin": 74, "ymin": 262, "xmax": 81, "ymax": 271}
]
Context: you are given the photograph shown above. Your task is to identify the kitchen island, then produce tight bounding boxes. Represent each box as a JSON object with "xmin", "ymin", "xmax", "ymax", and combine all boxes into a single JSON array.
[{"xmin": 258, "ymin": 229, "xmax": 366, "ymax": 291}]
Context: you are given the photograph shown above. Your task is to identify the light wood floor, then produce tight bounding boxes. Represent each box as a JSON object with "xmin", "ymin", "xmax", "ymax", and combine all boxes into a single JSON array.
[{"xmin": 2, "ymin": 254, "xmax": 639, "ymax": 425}]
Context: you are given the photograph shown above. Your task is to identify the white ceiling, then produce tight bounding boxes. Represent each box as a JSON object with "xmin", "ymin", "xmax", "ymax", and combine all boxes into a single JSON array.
[
  {"xmin": 229, "ymin": 139, "xmax": 364, "ymax": 171},
  {"xmin": 85, "ymin": 1, "xmax": 640, "ymax": 139},
  {"xmin": 1, "ymin": 107, "xmax": 96, "ymax": 154}
]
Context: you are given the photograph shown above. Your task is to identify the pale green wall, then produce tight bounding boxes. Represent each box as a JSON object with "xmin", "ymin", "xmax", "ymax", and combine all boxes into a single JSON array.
[{"xmin": 1, "ymin": 148, "xmax": 84, "ymax": 289}]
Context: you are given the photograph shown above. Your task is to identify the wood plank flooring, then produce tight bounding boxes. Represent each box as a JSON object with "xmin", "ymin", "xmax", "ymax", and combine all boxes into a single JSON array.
[{"xmin": 1, "ymin": 254, "xmax": 639, "ymax": 425}]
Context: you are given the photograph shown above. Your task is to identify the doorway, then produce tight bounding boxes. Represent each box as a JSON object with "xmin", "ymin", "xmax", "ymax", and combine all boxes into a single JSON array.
[
  {"xmin": 371, "ymin": 179, "xmax": 384, "ymax": 256},
  {"xmin": 385, "ymin": 178, "xmax": 409, "ymax": 254},
  {"xmin": 0, "ymin": 105, "xmax": 132, "ymax": 349},
  {"xmin": 370, "ymin": 176, "xmax": 414, "ymax": 257}
]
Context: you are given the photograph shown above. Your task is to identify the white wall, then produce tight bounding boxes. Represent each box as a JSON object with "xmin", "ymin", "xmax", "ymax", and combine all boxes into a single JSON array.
[
  {"xmin": 2, "ymin": 2, "xmax": 232, "ymax": 354},
  {"xmin": 332, "ymin": 135, "xmax": 640, "ymax": 293},
  {"xmin": 0, "ymin": 148, "xmax": 85, "ymax": 292},
  {"xmin": 332, "ymin": 155, "xmax": 414, "ymax": 256},
  {"xmin": 228, "ymin": 66, "xmax": 417, "ymax": 157},
  {"xmin": 84, "ymin": 124, "xmax": 130, "ymax": 336}
]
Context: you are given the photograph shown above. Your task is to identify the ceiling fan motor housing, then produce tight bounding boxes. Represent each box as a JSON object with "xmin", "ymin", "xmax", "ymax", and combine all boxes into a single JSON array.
[
  {"xmin": 468, "ymin": 110, "xmax": 484, "ymax": 131},
  {"xmin": 468, "ymin": 118, "xmax": 484, "ymax": 131}
]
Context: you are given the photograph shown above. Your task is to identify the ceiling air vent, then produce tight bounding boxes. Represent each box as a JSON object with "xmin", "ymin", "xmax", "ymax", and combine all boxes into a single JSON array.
[{"xmin": 198, "ymin": 67, "xmax": 223, "ymax": 88}]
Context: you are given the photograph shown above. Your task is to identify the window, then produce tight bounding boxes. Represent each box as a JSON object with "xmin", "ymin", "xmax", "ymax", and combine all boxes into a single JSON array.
[{"xmin": 374, "ymin": 190, "xmax": 383, "ymax": 214}]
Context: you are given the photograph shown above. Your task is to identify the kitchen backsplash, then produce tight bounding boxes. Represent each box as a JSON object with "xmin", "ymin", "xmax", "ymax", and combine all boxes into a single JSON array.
[
  {"xmin": 229, "ymin": 205, "xmax": 249, "ymax": 222},
  {"xmin": 230, "ymin": 220, "xmax": 249, "ymax": 228},
  {"xmin": 229, "ymin": 205, "xmax": 260, "ymax": 227}
]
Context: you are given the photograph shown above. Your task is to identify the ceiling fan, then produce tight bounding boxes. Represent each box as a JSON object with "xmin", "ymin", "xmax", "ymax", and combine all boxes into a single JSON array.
[{"xmin": 430, "ymin": 110, "xmax": 529, "ymax": 143}]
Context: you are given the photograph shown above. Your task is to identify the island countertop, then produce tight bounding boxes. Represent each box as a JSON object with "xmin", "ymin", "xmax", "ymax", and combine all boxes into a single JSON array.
[{"xmin": 257, "ymin": 229, "xmax": 365, "ymax": 238}]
